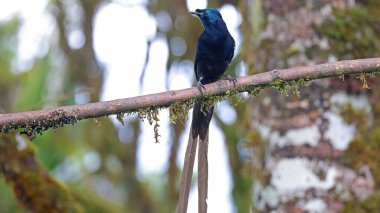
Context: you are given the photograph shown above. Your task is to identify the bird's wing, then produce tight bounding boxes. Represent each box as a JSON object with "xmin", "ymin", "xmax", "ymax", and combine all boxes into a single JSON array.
[
  {"xmin": 194, "ymin": 44, "xmax": 200, "ymax": 81},
  {"xmin": 226, "ymin": 35, "xmax": 235, "ymax": 65}
]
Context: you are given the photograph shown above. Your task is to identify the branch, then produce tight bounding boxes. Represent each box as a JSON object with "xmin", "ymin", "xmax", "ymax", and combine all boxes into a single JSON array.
[{"xmin": 1, "ymin": 58, "xmax": 380, "ymax": 139}]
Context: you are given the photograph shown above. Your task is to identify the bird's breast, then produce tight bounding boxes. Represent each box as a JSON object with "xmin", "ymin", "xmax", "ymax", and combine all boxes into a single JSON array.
[
  {"xmin": 199, "ymin": 36, "xmax": 232, "ymax": 58},
  {"xmin": 195, "ymin": 31, "xmax": 234, "ymax": 83}
]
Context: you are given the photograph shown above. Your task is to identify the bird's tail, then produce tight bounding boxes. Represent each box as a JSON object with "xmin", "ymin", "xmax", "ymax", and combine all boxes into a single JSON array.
[
  {"xmin": 191, "ymin": 101, "xmax": 213, "ymax": 213},
  {"xmin": 191, "ymin": 101, "xmax": 214, "ymax": 140},
  {"xmin": 178, "ymin": 101, "xmax": 213, "ymax": 213}
]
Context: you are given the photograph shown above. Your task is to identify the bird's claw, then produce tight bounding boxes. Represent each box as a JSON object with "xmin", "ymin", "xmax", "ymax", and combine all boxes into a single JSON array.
[
  {"xmin": 224, "ymin": 75, "xmax": 237, "ymax": 87},
  {"xmin": 197, "ymin": 81, "xmax": 206, "ymax": 95}
]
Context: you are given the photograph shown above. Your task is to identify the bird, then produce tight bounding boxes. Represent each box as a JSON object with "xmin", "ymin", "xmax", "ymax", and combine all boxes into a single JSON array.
[
  {"xmin": 178, "ymin": 8, "xmax": 235, "ymax": 213},
  {"xmin": 190, "ymin": 8, "xmax": 235, "ymax": 140}
]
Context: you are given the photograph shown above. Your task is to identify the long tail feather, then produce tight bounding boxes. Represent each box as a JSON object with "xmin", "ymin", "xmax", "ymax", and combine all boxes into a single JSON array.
[
  {"xmin": 178, "ymin": 128, "xmax": 198, "ymax": 213},
  {"xmin": 178, "ymin": 101, "xmax": 213, "ymax": 213},
  {"xmin": 198, "ymin": 130, "xmax": 209, "ymax": 213}
]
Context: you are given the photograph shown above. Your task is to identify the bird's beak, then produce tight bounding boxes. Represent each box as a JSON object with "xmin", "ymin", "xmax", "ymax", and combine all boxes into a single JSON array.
[{"xmin": 189, "ymin": 11, "xmax": 200, "ymax": 16}]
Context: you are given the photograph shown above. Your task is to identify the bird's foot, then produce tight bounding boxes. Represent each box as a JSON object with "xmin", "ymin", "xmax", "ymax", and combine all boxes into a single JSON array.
[
  {"xmin": 223, "ymin": 75, "xmax": 237, "ymax": 87},
  {"xmin": 197, "ymin": 81, "xmax": 206, "ymax": 95}
]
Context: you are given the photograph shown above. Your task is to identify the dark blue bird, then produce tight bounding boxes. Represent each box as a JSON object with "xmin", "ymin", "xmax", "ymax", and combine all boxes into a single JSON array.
[
  {"xmin": 178, "ymin": 8, "xmax": 235, "ymax": 213},
  {"xmin": 190, "ymin": 8, "xmax": 235, "ymax": 140}
]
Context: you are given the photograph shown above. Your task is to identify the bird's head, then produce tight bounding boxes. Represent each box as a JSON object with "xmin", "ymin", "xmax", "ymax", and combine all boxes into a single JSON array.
[{"xmin": 190, "ymin": 8, "xmax": 227, "ymax": 32}]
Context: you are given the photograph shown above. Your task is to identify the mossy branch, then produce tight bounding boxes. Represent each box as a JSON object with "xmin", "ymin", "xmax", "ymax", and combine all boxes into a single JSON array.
[{"xmin": 1, "ymin": 58, "xmax": 380, "ymax": 140}]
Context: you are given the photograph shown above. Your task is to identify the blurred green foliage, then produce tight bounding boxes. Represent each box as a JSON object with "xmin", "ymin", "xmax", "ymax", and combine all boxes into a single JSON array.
[{"xmin": 0, "ymin": 134, "xmax": 83, "ymax": 212}]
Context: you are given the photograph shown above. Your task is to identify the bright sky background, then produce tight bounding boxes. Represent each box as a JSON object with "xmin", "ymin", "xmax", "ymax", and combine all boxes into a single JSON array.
[{"xmin": 0, "ymin": 0, "xmax": 241, "ymax": 212}]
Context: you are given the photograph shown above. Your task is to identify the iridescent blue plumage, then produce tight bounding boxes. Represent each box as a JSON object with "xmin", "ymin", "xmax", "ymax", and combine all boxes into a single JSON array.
[
  {"xmin": 192, "ymin": 8, "xmax": 235, "ymax": 86},
  {"xmin": 190, "ymin": 8, "xmax": 235, "ymax": 139}
]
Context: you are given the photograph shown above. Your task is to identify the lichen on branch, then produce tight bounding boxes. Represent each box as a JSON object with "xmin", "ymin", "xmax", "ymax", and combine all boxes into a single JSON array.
[{"xmin": 0, "ymin": 58, "xmax": 379, "ymax": 140}]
